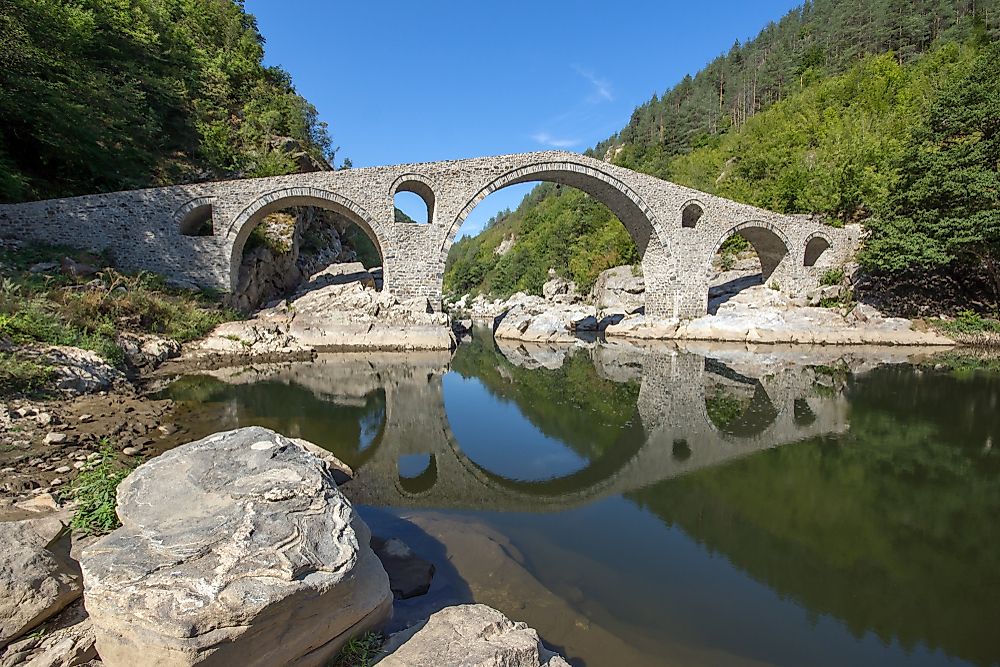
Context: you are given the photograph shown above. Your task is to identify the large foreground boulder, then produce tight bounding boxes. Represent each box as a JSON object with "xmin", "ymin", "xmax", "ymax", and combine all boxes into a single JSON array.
[
  {"xmin": 79, "ymin": 426, "xmax": 391, "ymax": 666},
  {"xmin": 375, "ymin": 604, "xmax": 570, "ymax": 667},
  {"xmin": 0, "ymin": 514, "xmax": 81, "ymax": 649}
]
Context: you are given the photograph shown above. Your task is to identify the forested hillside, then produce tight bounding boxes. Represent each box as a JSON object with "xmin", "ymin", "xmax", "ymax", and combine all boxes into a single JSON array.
[
  {"xmin": 445, "ymin": 0, "xmax": 1000, "ymax": 310},
  {"xmin": 0, "ymin": 0, "xmax": 338, "ymax": 203}
]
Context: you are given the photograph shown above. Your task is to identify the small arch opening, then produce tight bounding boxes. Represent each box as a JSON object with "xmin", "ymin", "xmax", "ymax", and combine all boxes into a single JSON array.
[
  {"xmin": 392, "ymin": 178, "xmax": 435, "ymax": 225},
  {"xmin": 681, "ymin": 202, "xmax": 703, "ymax": 228},
  {"xmin": 804, "ymin": 236, "xmax": 832, "ymax": 267},
  {"xmin": 179, "ymin": 204, "xmax": 213, "ymax": 236},
  {"xmin": 672, "ymin": 439, "xmax": 692, "ymax": 462}
]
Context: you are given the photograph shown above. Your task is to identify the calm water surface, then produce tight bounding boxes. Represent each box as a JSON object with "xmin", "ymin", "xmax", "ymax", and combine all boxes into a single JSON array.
[{"xmin": 160, "ymin": 331, "xmax": 1000, "ymax": 667}]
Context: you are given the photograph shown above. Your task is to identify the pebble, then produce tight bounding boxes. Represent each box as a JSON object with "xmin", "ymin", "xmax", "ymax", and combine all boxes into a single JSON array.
[
  {"xmin": 36, "ymin": 412, "xmax": 53, "ymax": 426},
  {"xmin": 49, "ymin": 478, "xmax": 64, "ymax": 487},
  {"xmin": 87, "ymin": 453, "xmax": 100, "ymax": 461},
  {"xmin": 122, "ymin": 447, "xmax": 140, "ymax": 456},
  {"xmin": 43, "ymin": 432, "xmax": 67, "ymax": 445},
  {"xmin": 79, "ymin": 414, "xmax": 94, "ymax": 423},
  {"xmin": 73, "ymin": 461, "xmax": 86, "ymax": 469},
  {"xmin": 54, "ymin": 465, "xmax": 72, "ymax": 474}
]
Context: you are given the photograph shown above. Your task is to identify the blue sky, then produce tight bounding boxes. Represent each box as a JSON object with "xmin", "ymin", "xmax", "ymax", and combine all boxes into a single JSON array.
[{"xmin": 246, "ymin": 0, "xmax": 801, "ymax": 237}]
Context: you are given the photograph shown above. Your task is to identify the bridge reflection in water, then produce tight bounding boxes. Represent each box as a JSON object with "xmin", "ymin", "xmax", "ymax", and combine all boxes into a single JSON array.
[{"xmin": 175, "ymin": 336, "xmax": 882, "ymax": 512}]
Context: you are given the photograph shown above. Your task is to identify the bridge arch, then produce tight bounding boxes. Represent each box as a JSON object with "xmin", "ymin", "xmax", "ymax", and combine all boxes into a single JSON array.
[
  {"xmin": 441, "ymin": 159, "xmax": 668, "ymax": 260},
  {"xmin": 390, "ymin": 173, "xmax": 436, "ymax": 225},
  {"xmin": 710, "ymin": 220, "xmax": 792, "ymax": 283},
  {"xmin": 803, "ymin": 231, "xmax": 834, "ymax": 267},
  {"xmin": 225, "ymin": 186, "xmax": 389, "ymax": 293},
  {"xmin": 175, "ymin": 197, "xmax": 216, "ymax": 236}
]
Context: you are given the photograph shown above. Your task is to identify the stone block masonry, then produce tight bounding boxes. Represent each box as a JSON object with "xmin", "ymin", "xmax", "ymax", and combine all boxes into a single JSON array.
[{"xmin": 0, "ymin": 151, "xmax": 859, "ymax": 319}]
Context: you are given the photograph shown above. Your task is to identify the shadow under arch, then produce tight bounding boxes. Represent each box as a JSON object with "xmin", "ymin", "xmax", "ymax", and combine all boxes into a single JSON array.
[
  {"xmin": 441, "ymin": 160, "xmax": 669, "ymax": 263},
  {"xmin": 225, "ymin": 187, "xmax": 389, "ymax": 293},
  {"xmin": 702, "ymin": 359, "xmax": 781, "ymax": 440},
  {"xmin": 710, "ymin": 221, "xmax": 792, "ymax": 283}
]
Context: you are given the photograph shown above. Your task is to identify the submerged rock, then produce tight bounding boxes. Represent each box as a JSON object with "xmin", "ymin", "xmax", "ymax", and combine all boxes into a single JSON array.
[
  {"xmin": 375, "ymin": 604, "xmax": 570, "ymax": 667},
  {"xmin": 79, "ymin": 426, "xmax": 391, "ymax": 666},
  {"xmin": 371, "ymin": 536, "xmax": 435, "ymax": 600}
]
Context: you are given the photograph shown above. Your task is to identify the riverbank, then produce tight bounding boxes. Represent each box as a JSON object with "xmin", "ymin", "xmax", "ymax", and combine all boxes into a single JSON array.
[
  {"xmin": 0, "ymin": 424, "xmax": 573, "ymax": 666},
  {"xmin": 450, "ymin": 264, "xmax": 963, "ymax": 347}
]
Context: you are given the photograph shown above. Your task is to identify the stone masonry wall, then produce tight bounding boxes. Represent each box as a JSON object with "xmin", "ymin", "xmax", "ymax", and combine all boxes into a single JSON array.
[{"xmin": 0, "ymin": 151, "xmax": 860, "ymax": 319}]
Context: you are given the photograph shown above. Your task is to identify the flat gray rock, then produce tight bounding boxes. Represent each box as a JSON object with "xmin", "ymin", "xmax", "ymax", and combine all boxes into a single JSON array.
[
  {"xmin": 375, "ymin": 604, "xmax": 570, "ymax": 667},
  {"xmin": 80, "ymin": 426, "xmax": 391, "ymax": 667},
  {"xmin": 0, "ymin": 514, "xmax": 81, "ymax": 650}
]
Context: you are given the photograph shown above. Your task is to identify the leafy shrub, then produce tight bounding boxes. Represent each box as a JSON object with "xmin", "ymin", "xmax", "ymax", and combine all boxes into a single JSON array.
[
  {"xmin": 821, "ymin": 268, "xmax": 845, "ymax": 286},
  {"xmin": 66, "ymin": 443, "xmax": 137, "ymax": 536}
]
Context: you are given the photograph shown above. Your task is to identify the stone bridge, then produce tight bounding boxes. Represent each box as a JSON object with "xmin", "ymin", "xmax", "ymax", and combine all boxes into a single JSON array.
[
  {"xmin": 202, "ymin": 342, "xmax": 851, "ymax": 513},
  {"xmin": 0, "ymin": 151, "xmax": 859, "ymax": 318}
]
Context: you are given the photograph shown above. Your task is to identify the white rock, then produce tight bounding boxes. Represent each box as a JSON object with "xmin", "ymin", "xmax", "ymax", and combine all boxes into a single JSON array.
[
  {"xmin": 376, "ymin": 604, "xmax": 570, "ymax": 667},
  {"xmin": 79, "ymin": 426, "xmax": 391, "ymax": 667}
]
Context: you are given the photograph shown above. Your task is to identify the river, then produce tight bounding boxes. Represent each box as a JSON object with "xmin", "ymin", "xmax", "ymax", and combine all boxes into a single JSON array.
[{"xmin": 158, "ymin": 329, "xmax": 1000, "ymax": 667}]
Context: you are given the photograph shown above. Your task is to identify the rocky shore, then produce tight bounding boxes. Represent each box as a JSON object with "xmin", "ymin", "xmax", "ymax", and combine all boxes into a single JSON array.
[
  {"xmin": 449, "ymin": 264, "xmax": 955, "ymax": 347},
  {"xmin": 0, "ymin": 426, "xmax": 572, "ymax": 667},
  {"xmin": 192, "ymin": 263, "xmax": 455, "ymax": 358}
]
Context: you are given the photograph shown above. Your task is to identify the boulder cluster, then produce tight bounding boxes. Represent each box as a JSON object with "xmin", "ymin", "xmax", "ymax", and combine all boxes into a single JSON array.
[
  {"xmin": 447, "ymin": 263, "xmax": 953, "ymax": 346},
  {"xmin": 197, "ymin": 262, "xmax": 454, "ymax": 356},
  {"xmin": 0, "ymin": 426, "xmax": 571, "ymax": 667}
]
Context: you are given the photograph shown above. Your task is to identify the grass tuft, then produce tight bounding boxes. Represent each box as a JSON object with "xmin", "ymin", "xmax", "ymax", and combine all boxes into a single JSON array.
[
  {"xmin": 65, "ymin": 442, "xmax": 137, "ymax": 536},
  {"xmin": 329, "ymin": 632, "xmax": 384, "ymax": 667},
  {"xmin": 0, "ymin": 352, "xmax": 55, "ymax": 397}
]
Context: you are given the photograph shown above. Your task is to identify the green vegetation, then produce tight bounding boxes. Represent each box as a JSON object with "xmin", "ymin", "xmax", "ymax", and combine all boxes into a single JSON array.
[
  {"xmin": 932, "ymin": 310, "xmax": 1000, "ymax": 336},
  {"xmin": 445, "ymin": 185, "xmax": 638, "ymax": 298},
  {"xmin": 0, "ymin": 243, "xmax": 236, "ymax": 369},
  {"xmin": 66, "ymin": 442, "xmax": 137, "ymax": 536},
  {"xmin": 447, "ymin": 1, "xmax": 1000, "ymax": 312},
  {"xmin": 820, "ymin": 268, "xmax": 845, "ymax": 286},
  {"xmin": 705, "ymin": 388, "xmax": 752, "ymax": 430},
  {"xmin": 329, "ymin": 632, "xmax": 384, "ymax": 667},
  {"xmin": 0, "ymin": 0, "xmax": 341, "ymax": 203},
  {"xmin": 450, "ymin": 330, "xmax": 640, "ymax": 460},
  {"xmin": 0, "ymin": 351, "xmax": 54, "ymax": 397}
]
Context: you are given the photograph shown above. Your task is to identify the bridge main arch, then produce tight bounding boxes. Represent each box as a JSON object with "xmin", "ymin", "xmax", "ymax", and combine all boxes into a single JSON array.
[
  {"xmin": 437, "ymin": 158, "xmax": 677, "ymax": 318},
  {"xmin": 224, "ymin": 186, "xmax": 390, "ymax": 295}
]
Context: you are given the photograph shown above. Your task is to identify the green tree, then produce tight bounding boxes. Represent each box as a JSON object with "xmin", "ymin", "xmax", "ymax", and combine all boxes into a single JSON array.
[{"xmin": 861, "ymin": 43, "xmax": 1000, "ymax": 295}]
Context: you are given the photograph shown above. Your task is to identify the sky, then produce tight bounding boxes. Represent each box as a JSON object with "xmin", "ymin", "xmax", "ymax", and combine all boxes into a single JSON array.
[{"xmin": 246, "ymin": 0, "xmax": 801, "ymax": 238}]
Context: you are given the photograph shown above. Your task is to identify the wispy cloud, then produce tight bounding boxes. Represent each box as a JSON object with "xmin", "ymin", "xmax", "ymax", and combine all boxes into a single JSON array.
[
  {"xmin": 573, "ymin": 65, "xmax": 613, "ymax": 103},
  {"xmin": 531, "ymin": 132, "xmax": 580, "ymax": 149}
]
